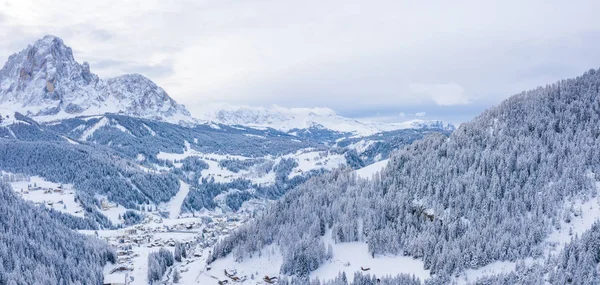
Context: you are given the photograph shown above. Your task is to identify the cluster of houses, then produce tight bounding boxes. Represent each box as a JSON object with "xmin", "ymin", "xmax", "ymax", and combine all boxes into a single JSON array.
[
  {"xmin": 100, "ymin": 208, "xmax": 257, "ymax": 284},
  {"xmin": 22, "ymin": 183, "xmax": 69, "ymax": 195},
  {"xmin": 101, "ymin": 199, "xmax": 118, "ymax": 211}
]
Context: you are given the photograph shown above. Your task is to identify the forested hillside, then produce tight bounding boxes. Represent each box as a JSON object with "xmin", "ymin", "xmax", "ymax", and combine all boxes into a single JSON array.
[
  {"xmin": 0, "ymin": 139, "xmax": 180, "ymax": 209},
  {"xmin": 210, "ymin": 68, "xmax": 600, "ymax": 283},
  {"xmin": 43, "ymin": 114, "xmax": 320, "ymax": 159},
  {"xmin": 0, "ymin": 182, "xmax": 116, "ymax": 284}
]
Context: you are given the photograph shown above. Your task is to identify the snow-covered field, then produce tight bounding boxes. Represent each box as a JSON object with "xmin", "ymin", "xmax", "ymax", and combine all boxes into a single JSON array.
[
  {"xmin": 7, "ymin": 175, "xmax": 85, "ymax": 218},
  {"xmin": 157, "ymin": 142, "xmax": 346, "ymax": 185},
  {"xmin": 354, "ymin": 159, "xmax": 388, "ymax": 179},
  {"xmin": 4, "ymin": 172, "xmax": 130, "ymax": 225},
  {"xmin": 102, "ymin": 203, "xmax": 129, "ymax": 225},
  {"xmin": 284, "ymin": 150, "xmax": 346, "ymax": 179},
  {"xmin": 177, "ymin": 226, "xmax": 430, "ymax": 285},
  {"xmin": 311, "ymin": 229, "xmax": 430, "ymax": 283},
  {"xmin": 187, "ymin": 245, "xmax": 283, "ymax": 285},
  {"xmin": 158, "ymin": 181, "xmax": 190, "ymax": 219}
]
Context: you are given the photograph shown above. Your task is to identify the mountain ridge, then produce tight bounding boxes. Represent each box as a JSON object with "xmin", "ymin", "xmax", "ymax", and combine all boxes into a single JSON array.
[
  {"xmin": 0, "ymin": 35, "xmax": 192, "ymax": 124},
  {"xmin": 196, "ymin": 103, "xmax": 455, "ymax": 136},
  {"xmin": 0, "ymin": 35, "xmax": 453, "ymax": 135}
]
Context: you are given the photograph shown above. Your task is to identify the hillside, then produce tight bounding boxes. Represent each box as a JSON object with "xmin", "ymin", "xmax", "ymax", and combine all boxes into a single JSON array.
[
  {"xmin": 0, "ymin": 182, "xmax": 116, "ymax": 284},
  {"xmin": 209, "ymin": 68, "xmax": 600, "ymax": 284}
]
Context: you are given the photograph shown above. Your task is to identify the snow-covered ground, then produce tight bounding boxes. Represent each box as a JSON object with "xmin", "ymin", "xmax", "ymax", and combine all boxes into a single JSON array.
[
  {"xmin": 311, "ymin": 229, "xmax": 430, "ymax": 283},
  {"xmin": 7, "ymin": 175, "xmax": 85, "ymax": 218},
  {"xmin": 454, "ymin": 261, "xmax": 521, "ymax": 285},
  {"xmin": 3, "ymin": 172, "xmax": 133, "ymax": 224},
  {"xmin": 284, "ymin": 150, "xmax": 346, "ymax": 179},
  {"xmin": 544, "ymin": 190, "xmax": 600, "ymax": 255},
  {"xmin": 354, "ymin": 159, "xmax": 388, "ymax": 179},
  {"xmin": 157, "ymin": 142, "xmax": 346, "ymax": 185},
  {"xmin": 345, "ymin": 139, "xmax": 377, "ymax": 153},
  {"xmin": 178, "ymin": 226, "xmax": 430, "ymax": 285},
  {"xmin": 158, "ymin": 181, "xmax": 190, "ymax": 219},
  {"xmin": 453, "ymin": 184, "xmax": 600, "ymax": 284},
  {"xmin": 80, "ymin": 116, "xmax": 110, "ymax": 140},
  {"xmin": 187, "ymin": 245, "xmax": 283, "ymax": 285},
  {"xmin": 102, "ymin": 203, "xmax": 129, "ymax": 225}
]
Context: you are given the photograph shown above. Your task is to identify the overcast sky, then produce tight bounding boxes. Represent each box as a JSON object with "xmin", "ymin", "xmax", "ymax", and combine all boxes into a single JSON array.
[{"xmin": 1, "ymin": 0, "xmax": 600, "ymax": 124}]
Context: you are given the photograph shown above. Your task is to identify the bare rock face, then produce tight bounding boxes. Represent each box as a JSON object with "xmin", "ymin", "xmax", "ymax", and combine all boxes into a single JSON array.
[
  {"xmin": 0, "ymin": 35, "xmax": 192, "ymax": 124},
  {"xmin": 104, "ymin": 74, "xmax": 191, "ymax": 121}
]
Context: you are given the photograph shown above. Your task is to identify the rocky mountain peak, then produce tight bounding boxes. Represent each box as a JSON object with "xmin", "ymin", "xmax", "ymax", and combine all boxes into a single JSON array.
[{"xmin": 0, "ymin": 36, "xmax": 192, "ymax": 124}]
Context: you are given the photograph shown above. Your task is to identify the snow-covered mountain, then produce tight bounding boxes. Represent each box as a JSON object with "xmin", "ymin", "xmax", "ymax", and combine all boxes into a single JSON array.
[
  {"xmin": 0, "ymin": 35, "xmax": 452, "ymax": 134},
  {"xmin": 197, "ymin": 103, "xmax": 454, "ymax": 136},
  {"xmin": 0, "ymin": 35, "xmax": 192, "ymax": 124}
]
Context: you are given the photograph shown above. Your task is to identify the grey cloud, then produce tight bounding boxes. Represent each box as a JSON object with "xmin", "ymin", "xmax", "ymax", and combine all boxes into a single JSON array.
[
  {"xmin": 88, "ymin": 58, "xmax": 175, "ymax": 79},
  {"xmin": 210, "ymin": 27, "xmax": 600, "ymax": 123},
  {"xmin": 90, "ymin": 59, "xmax": 124, "ymax": 69},
  {"xmin": 89, "ymin": 29, "xmax": 113, "ymax": 41},
  {"xmin": 123, "ymin": 63, "xmax": 175, "ymax": 79},
  {"xmin": 3, "ymin": 0, "xmax": 600, "ymax": 125}
]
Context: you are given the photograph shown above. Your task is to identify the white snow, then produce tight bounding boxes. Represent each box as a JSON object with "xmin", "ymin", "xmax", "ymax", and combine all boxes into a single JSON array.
[
  {"xmin": 0, "ymin": 109, "xmax": 18, "ymax": 127},
  {"xmin": 142, "ymin": 123, "xmax": 157, "ymax": 136},
  {"xmin": 544, "ymin": 190, "xmax": 600, "ymax": 255},
  {"xmin": 284, "ymin": 150, "xmax": 346, "ymax": 179},
  {"xmin": 113, "ymin": 123, "xmax": 132, "ymax": 135},
  {"xmin": 101, "ymin": 203, "xmax": 129, "ymax": 225},
  {"xmin": 355, "ymin": 159, "xmax": 389, "ymax": 179},
  {"xmin": 80, "ymin": 115, "xmax": 104, "ymax": 121},
  {"xmin": 159, "ymin": 181, "xmax": 190, "ymax": 219},
  {"xmin": 455, "ymin": 261, "xmax": 520, "ymax": 285},
  {"xmin": 195, "ymin": 103, "xmax": 452, "ymax": 137},
  {"xmin": 80, "ymin": 116, "xmax": 110, "ymax": 140},
  {"xmin": 244, "ymin": 133, "xmax": 266, "ymax": 139},
  {"xmin": 62, "ymin": 136, "xmax": 80, "ymax": 144},
  {"xmin": 311, "ymin": 229, "xmax": 430, "ymax": 283},
  {"xmin": 157, "ymin": 145, "xmax": 347, "ymax": 185},
  {"xmin": 7, "ymin": 175, "xmax": 85, "ymax": 218},
  {"xmin": 453, "ymin": 182, "xmax": 600, "ymax": 284},
  {"xmin": 185, "ymin": 227, "xmax": 430, "ymax": 285},
  {"xmin": 346, "ymin": 139, "xmax": 376, "ymax": 153},
  {"xmin": 190, "ymin": 245, "xmax": 283, "ymax": 285}
]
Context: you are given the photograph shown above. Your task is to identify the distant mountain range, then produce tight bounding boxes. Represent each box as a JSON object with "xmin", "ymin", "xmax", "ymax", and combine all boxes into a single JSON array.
[
  {"xmin": 0, "ymin": 36, "xmax": 453, "ymax": 136},
  {"xmin": 196, "ymin": 103, "xmax": 455, "ymax": 136}
]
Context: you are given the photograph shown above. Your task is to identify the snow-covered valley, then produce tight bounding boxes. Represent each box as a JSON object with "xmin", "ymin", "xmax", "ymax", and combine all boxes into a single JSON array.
[{"xmin": 4, "ymin": 31, "xmax": 600, "ymax": 285}]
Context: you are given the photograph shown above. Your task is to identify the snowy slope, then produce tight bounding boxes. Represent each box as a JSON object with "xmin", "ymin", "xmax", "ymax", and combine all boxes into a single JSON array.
[
  {"xmin": 196, "ymin": 103, "xmax": 453, "ymax": 136},
  {"xmin": 311, "ymin": 229, "xmax": 430, "ymax": 283},
  {"xmin": 354, "ymin": 159, "xmax": 389, "ymax": 179},
  {"xmin": 6, "ymin": 174, "xmax": 85, "ymax": 218},
  {"xmin": 453, "ymin": 184, "xmax": 600, "ymax": 284},
  {"xmin": 160, "ymin": 181, "xmax": 190, "ymax": 219},
  {"xmin": 0, "ymin": 35, "xmax": 192, "ymax": 124}
]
